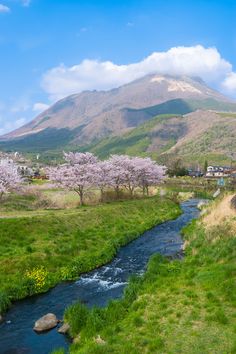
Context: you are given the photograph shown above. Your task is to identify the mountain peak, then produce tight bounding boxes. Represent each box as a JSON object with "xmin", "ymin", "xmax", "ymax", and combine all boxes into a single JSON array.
[{"xmin": 1, "ymin": 74, "xmax": 235, "ymax": 151}]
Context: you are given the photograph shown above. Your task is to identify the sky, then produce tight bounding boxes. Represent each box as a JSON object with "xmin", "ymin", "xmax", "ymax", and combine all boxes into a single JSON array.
[{"xmin": 0, "ymin": 0, "xmax": 235, "ymax": 134}]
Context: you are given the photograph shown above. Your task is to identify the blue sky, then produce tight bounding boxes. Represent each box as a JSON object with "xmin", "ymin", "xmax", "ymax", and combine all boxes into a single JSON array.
[{"xmin": 0, "ymin": 0, "xmax": 235, "ymax": 134}]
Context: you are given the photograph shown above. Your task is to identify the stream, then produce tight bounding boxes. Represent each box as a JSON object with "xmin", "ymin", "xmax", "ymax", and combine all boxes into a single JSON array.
[{"xmin": 0, "ymin": 199, "xmax": 200, "ymax": 354}]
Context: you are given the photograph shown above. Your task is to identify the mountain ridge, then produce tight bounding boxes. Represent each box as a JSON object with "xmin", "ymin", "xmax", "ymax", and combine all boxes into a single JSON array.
[
  {"xmin": 0, "ymin": 74, "xmax": 236, "ymax": 164},
  {"xmin": 1, "ymin": 73, "xmax": 234, "ymax": 142},
  {"xmin": 86, "ymin": 110, "xmax": 236, "ymax": 165}
]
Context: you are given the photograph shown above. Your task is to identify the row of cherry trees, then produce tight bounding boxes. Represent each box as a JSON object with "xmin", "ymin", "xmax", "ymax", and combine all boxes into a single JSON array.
[{"xmin": 48, "ymin": 152, "xmax": 166, "ymax": 205}]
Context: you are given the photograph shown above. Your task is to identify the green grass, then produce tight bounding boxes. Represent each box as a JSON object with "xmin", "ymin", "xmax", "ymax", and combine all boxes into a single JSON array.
[
  {"xmin": 0, "ymin": 196, "xmax": 180, "ymax": 314},
  {"xmin": 63, "ymin": 200, "xmax": 236, "ymax": 354},
  {"xmin": 218, "ymin": 112, "xmax": 236, "ymax": 118}
]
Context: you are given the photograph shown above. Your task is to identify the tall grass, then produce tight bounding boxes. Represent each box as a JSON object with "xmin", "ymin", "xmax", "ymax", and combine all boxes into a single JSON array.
[
  {"xmin": 65, "ymin": 198, "xmax": 236, "ymax": 354},
  {"xmin": 0, "ymin": 196, "xmax": 180, "ymax": 314}
]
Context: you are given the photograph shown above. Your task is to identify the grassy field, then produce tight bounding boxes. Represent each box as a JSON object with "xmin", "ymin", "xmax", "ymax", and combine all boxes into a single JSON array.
[
  {"xmin": 58, "ymin": 195, "xmax": 236, "ymax": 354},
  {"xmin": 0, "ymin": 196, "xmax": 180, "ymax": 314}
]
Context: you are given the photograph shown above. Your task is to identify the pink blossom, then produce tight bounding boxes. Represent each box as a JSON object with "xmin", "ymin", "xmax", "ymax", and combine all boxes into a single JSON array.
[
  {"xmin": 48, "ymin": 152, "xmax": 98, "ymax": 205},
  {"xmin": 48, "ymin": 151, "xmax": 166, "ymax": 204},
  {"xmin": 0, "ymin": 163, "xmax": 22, "ymax": 199}
]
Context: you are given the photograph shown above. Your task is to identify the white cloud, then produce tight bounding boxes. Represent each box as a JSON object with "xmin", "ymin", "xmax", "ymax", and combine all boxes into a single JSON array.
[
  {"xmin": 0, "ymin": 4, "xmax": 10, "ymax": 13},
  {"xmin": 41, "ymin": 45, "xmax": 236, "ymax": 101},
  {"xmin": 0, "ymin": 117, "xmax": 26, "ymax": 135},
  {"xmin": 21, "ymin": 0, "xmax": 31, "ymax": 7},
  {"xmin": 222, "ymin": 72, "xmax": 236, "ymax": 93},
  {"xmin": 33, "ymin": 102, "xmax": 49, "ymax": 113},
  {"xmin": 15, "ymin": 117, "xmax": 26, "ymax": 126}
]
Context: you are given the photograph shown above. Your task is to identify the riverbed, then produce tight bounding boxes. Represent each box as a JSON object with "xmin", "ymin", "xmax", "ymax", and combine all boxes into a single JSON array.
[{"xmin": 0, "ymin": 199, "xmax": 200, "ymax": 354}]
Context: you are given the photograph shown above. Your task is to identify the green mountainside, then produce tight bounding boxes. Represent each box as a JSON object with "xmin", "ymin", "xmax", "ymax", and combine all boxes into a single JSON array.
[
  {"xmin": 122, "ymin": 98, "xmax": 236, "ymax": 126},
  {"xmin": 1, "ymin": 110, "xmax": 235, "ymax": 167},
  {"xmin": 1, "ymin": 97, "xmax": 236, "ymax": 164},
  {"xmin": 0, "ymin": 77, "xmax": 235, "ymax": 167},
  {"xmin": 86, "ymin": 111, "xmax": 236, "ymax": 166}
]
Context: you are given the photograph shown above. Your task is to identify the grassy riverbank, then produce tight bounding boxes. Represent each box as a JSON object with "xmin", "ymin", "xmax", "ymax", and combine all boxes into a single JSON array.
[
  {"xmin": 0, "ymin": 196, "xmax": 180, "ymax": 314},
  {"xmin": 62, "ymin": 195, "xmax": 236, "ymax": 354}
]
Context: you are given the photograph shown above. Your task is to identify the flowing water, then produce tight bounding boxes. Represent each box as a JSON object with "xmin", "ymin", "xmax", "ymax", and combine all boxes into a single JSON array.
[{"xmin": 0, "ymin": 199, "xmax": 200, "ymax": 354}]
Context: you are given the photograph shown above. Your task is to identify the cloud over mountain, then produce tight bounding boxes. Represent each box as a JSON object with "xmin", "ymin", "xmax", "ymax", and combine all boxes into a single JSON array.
[
  {"xmin": 42, "ymin": 45, "xmax": 236, "ymax": 101},
  {"xmin": 222, "ymin": 72, "xmax": 236, "ymax": 94},
  {"xmin": 33, "ymin": 102, "xmax": 50, "ymax": 113}
]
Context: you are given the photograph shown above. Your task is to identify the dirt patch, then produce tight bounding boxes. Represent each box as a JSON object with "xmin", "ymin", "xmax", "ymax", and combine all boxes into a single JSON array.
[{"xmin": 203, "ymin": 195, "xmax": 236, "ymax": 228}]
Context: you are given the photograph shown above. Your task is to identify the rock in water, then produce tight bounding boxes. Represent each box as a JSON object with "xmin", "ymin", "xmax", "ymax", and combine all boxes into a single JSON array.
[
  {"xmin": 33, "ymin": 313, "xmax": 58, "ymax": 332},
  {"xmin": 58, "ymin": 323, "xmax": 70, "ymax": 334}
]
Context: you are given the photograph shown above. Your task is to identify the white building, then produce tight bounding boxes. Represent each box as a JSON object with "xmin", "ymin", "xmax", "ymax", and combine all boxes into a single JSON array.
[{"xmin": 206, "ymin": 166, "xmax": 231, "ymax": 178}]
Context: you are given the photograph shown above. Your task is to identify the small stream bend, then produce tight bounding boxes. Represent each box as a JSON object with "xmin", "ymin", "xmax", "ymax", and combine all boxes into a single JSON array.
[{"xmin": 0, "ymin": 199, "xmax": 200, "ymax": 354}]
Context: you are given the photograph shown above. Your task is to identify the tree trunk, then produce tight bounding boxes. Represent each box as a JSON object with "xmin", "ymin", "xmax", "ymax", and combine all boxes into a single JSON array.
[
  {"xmin": 115, "ymin": 186, "xmax": 120, "ymax": 199},
  {"xmin": 142, "ymin": 186, "xmax": 145, "ymax": 196},
  {"xmin": 75, "ymin": 189, "xmax": 84, "ymax": 206},
  {"xmin": 129, "ymin": 187, "xmax": 134, "ymax": 198},
  {"xmin": 100, "ymin": 188, "xmax": 104, "ymax": 202},
  {"xmin": 79, "ymin": 191, "xmax": 84, "ymax": 206}
]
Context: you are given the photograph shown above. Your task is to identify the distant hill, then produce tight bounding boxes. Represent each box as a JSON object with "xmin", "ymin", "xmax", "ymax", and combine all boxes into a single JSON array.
[
  {"xmin": 86, "ymin": 111, "xmax": 236, "ymax": 166},
  {"xmin": 120, "ymin": 98, "xmax": 236, "ymax": 127},
  {"xmin": 1, "ymin": 74, "xmax": 236, "ymax": 156}
]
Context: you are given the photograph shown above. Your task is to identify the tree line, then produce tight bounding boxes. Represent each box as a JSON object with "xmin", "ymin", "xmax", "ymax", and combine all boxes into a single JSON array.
[{"xmin": 48, "ymin": 152, "xmax": 166, "ymax": 205}]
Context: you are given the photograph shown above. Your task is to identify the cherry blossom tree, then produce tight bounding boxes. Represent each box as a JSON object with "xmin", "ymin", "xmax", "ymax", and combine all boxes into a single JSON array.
[
  {"xmin": 92, "ymin": 160, "xmax": 113, "ymax": 201},
  {"xmin": 48, "ymin": 151, "xmax": 166, "ymax": 205},
  {"xmin": 107, "ymin": 155, "xmax": 166, "ymax": 197},
  {"xmin": 0, "ymin": 163, "xmax": 22, "ymax": 200},
  {"xmin": 64, "ymin": 152, "xmax": 98, "ymax": 165},
  {"xmin": 107, "ymin": 155, "xmax": 127, "ymax": 197},
  {"xmin": 48, "ymin": 152, "xmax": 98, "ymax": 205},
  {"xmin": 108, "ymin": 155, "xmax": 137, "ymax": 197},
  {"xmin": 133, "ymin": 157, "xmax": 166, "ymax": 195}
]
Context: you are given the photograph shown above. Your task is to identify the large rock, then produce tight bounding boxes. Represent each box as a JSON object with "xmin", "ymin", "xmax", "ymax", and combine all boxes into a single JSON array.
[
  {"xmin": 58, "ymin": 323, "xmax": 70, "ymax": 334},
  {"xmin": 33, "ymin": 313, "xmax": 59, "ymax": 332}
]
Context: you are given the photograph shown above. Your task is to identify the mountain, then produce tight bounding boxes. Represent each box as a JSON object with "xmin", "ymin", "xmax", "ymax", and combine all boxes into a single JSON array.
[
  {"xmin": 87, "ymin": 111, "xmax": 236, "ymax": 165},
  {"xmin": 1, "ymin": 74, "xmax": 236, "ymax": 155}
]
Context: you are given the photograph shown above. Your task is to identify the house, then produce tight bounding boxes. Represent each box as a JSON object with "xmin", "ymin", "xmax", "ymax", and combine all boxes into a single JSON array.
[
  {"xmin": 205, "ymin": 166, "xmax": 232, "ymax": 178},
  {"xmin": 17, "ymin": 165, "xmax": 34, "ymax": 177},
  {"xmin": 0, "ymin": 156, "xmax": 34, "ymax": 177}
]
